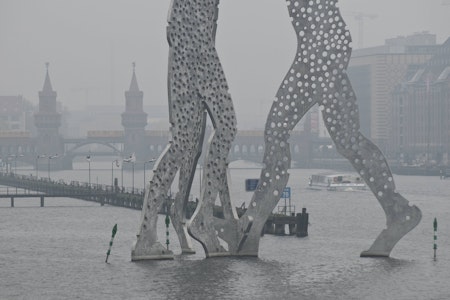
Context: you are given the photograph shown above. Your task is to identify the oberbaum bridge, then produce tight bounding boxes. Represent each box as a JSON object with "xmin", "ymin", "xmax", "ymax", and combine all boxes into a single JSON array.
[
  {"xmin": 1, "ymin": 0, "xmax": 422, "ymax": 261},
  {"xmin": 0, "ymin": 64, "xmax": 314, "ymax": 172}
]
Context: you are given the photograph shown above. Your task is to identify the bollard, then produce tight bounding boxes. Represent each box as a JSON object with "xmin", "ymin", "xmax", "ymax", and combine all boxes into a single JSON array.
[
  {"xmin": 264, "ymin": 220, "xmax": 275, "ymax": 234},
  {"xmin": 296, "ymin": 207, "xmax": 309, "ymax": 237},
  {"xmin": 11, "ymin": 197, "xmax": 14, "ymax": 207},
  {"xmin": 40, "ymin": 196, "xmax": 44, "ymax": 207},
  {"xmin": 274, "ymin": 223, "xmax": 285, "ymax": 235},
  {"xmin": 288, "ymin": 223, "xmax": 296, "ymax": 235}
]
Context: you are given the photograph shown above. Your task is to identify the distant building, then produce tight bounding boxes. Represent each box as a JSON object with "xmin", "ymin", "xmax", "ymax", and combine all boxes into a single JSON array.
[
  {"xmin": 0, "ymin": 95, "xmax": 34, "ymax": 159},
  {"xmin": 390, "ymin": 37, "xmax": 450, "ymax": 166},
  {"xmin": 0, "ymin": 95, "xmax": 34, "ymax": 132},
  {"xmin": 347, "ymin": 32, "xmax": 437, "ymax": 152}
]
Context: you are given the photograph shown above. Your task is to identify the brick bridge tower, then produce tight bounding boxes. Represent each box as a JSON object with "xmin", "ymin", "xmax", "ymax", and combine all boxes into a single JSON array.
[
  {"xmin": 34, "ymin": 63, "xmax": 64, "ymax": 170},
  {"xmin": 121, "ymin": 63, "xmax": 149, "ymax": 164}
]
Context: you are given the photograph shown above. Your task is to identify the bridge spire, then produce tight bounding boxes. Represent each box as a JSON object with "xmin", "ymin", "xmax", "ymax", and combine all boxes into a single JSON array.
[
  {"xmin": 122, "ymin": 61, "xmax": 148, "ymax": 163},
  {"xmin": 35, "ymin": 62, "xmax": 63, "ymax": 170},
  {"xmin": 129, "ymin": 62, "xmax": 140, "ymax": 92},
  {"xmin": 42, "ymin": 62, "xmax": 54, "ymax": 94}
]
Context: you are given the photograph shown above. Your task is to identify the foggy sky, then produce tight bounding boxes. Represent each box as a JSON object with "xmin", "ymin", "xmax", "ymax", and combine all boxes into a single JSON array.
[{"xmin": 1, "ymin": 0, "xmax": 449, "ymax": 128}]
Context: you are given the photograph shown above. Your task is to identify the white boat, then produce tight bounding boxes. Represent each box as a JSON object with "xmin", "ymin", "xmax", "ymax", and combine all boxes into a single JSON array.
[{"xmin": 308, "ymin": 172, "xmax": 366, "ymax": 191}]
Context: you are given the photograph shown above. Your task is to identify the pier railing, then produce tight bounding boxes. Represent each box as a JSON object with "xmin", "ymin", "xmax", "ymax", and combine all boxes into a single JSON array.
[
  {"xmin": 0, "ymin": 172, "xmax": 145, "ymax": 210},
  {"xmin": 0, "ymin": 172, "xmax": 309, "ymax": 237}
]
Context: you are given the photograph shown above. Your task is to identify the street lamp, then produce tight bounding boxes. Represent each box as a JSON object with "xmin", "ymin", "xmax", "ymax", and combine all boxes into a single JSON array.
[
  {"xmin": 47, "ymin": 154, "xmax": 58, "ymax": 180},
  {"xmin": 1, "ymin": 157, "xmax": 9, "ymax": 173},
  {"xmin": 132, "ymin": 161, "xmax": 135, "ymax": 193},
  {"xmin": 7, "ymin": 157, "xmax": 12, "ymax": 173},
  {"xmin": 143, "ymin": 158, "xmax": 157, "ymax": 193},
  {"xmin": 35, "ymin": 154, "xmax": 46, "ymax": 178},
  {"xmin": 122, "ymin": 153, "xmax": 135, "ymax": 192},
  {"xmin": 111, "ymin": 159, "xmax": 119, "ymax": 191},
  {"xmin": 86, "ymin": 155, "xmax": 91, "ymax": 188},
  {"xmin": 8, "ymin": 155, "xmax": 15, "ymax": 174},
  {"xmin": 9, "ymin": 154, "xmax": 24, "ymax": 174}
]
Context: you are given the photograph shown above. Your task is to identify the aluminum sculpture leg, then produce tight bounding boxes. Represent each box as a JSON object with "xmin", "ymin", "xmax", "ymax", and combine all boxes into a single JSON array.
[
  {"xmin": 298, "ymin": 0, "xmax": 421, "ymax": 257},
  {"xmin": 131, "ymin": 149, "xmax": 178, "ymax": 260},
  {"xmin": 169, "ymin": 114, "xmax": 207, "ymax": 255},
  {"xmin": 188, "ymin": 91, "xmax": 238, "ymax": 257},
  {"xmin": 325, "ymin": 117, "xmax": 422, "ymax": 257},
  {"xmin": 132, "ymin": 100, "xmax": 205, "ymax": 260},
  {"xmin": 327, "ymin": 127, "xmax": 422, "ymax": 257},
  {"xmin": 236, "ymin": 0, "xmax": 421, "ymax": 257},
  {"xmin": 235, "ymin": 77, "xmax": 317, "ymax": 256}
]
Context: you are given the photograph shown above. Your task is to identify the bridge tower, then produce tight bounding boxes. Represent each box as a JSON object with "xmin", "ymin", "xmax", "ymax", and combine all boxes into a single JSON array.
[
  {"xmin": 121, "ymin": 63, "xmax": 149, "ymax": 164},
  {"xmin": 34, "ymin": 63, "xmax": 64, "ymax": 169}
]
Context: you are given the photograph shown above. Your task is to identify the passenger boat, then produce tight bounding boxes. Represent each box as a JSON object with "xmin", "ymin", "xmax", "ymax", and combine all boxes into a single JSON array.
[{"xmin": 308, "ymin": 172, "xmax": 366, "ymax": 191}]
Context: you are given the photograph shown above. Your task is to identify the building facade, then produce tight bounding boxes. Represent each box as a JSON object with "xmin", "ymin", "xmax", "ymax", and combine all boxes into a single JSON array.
[
  {"xmin": 0, "ymin": 95, "xmax": 34, "ymax": 132},
  {"xmin": 347, "ymin": 32, "xmax": 437, "ymax": 153},
  {"xmin": 390, "ymin": 37, "xmax": 450, "ymax": 166}
]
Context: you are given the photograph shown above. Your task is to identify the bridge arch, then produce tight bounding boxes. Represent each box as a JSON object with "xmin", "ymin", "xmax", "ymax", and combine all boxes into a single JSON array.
[{"xmin": 66, "ymin": 141, "xmax": 121, "ymax": 155}]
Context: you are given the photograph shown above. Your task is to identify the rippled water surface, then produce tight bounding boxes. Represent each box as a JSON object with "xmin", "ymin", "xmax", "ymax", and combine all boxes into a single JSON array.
[{"xmin": 1, "ymin": 165, "xmax": 449, "ymax": 299}]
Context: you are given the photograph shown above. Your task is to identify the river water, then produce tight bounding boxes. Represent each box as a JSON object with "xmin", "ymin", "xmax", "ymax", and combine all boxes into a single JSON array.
[{"xmin": 1, "ymin": 161, "xmax": 449, "ymax": 299}]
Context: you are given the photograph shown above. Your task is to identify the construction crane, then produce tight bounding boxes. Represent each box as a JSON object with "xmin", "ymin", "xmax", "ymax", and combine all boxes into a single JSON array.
[{"xmin": 343, "ymin": 11, "xmax": 378, "ymax": 49}]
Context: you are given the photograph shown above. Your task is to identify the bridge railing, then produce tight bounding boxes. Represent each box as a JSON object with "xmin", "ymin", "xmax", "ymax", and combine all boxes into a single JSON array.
[
  {"xmin": 0, "ymin": 186, "xmax": 37, "ymax": 195},
  {"xmin": 64, "ymin": 179, "xmax": 145, "ymax": 195},
  {"xmin": 0, "ymin": 172, "xmax": 109, "ymax": 196},
  {"xmin": 0, "ymin": 171, "xmax": 147, "ymax": 198}
]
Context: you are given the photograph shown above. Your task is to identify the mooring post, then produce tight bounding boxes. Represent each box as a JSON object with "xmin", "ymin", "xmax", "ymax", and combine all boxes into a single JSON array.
[
  {"xmin": 288, "ymin": 223, "xmax": 296, "ymax": 235},
  {"xmin": 433, "ymin": 217, "xmax": 438, "ymax": 260},
  {"xmin": 165, "ymin": 210, "xmax": 170, "ymax": 250},
  {"xmin": 11, "ymin": 197, "xmax": 14, "ymax": 207},
  {"xmin": 274, "ymin": 223, "xmax": 285, "ymax": 235},
  {"xmin": 105, "ymin": 223, "xmax": 118, "ymax": 263},
  {"xmin": 40, "ymin": 196, "xmax": 44, "ymax": 207},
  {"xmin": 264, "ymin": 219, "xmax": 274, "ymax": 234},
  {"xmin": 296, "ymin": 207, "xmax": 309, "ymax": 237}
]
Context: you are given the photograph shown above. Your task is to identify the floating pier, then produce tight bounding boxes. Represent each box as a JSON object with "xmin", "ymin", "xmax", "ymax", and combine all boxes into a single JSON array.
[{"xmin": 263, "ymin": 207, "xmax": 309, "ymax": 237}]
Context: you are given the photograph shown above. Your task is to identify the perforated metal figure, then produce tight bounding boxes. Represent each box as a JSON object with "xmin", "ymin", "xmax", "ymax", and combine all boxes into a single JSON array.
[
  {"xmin": 233, "ymin": 0, "xmax": 422, "ymax": 257},
  {"xmin": 132, "ymin": 0, "xmax": 237, "ymax": 260},
  {"xmin": 132, "ymin": 0, "xmax": 422, "ymax": 260}
]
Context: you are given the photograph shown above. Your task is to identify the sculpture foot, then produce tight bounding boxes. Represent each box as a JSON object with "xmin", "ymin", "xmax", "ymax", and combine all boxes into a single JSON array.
[
  {"xmin": 173, "ymin": 224, "xmax": 196, "ymax": 255},
  {"xmin": 361, "ymin": 204, "xmax": 421, "ymax": 257},
  {"xmin": 235, "ymin": 215, "xmax": 256, "ymax": 255},
  {"xmin": 234, "ymin": 253, "xmax": 258, "ymax": 257},
  {"xmin": 131, "ymin": 239, "xmax": 174, "ymax": 261},
  {"xmin": 188, "ymin": 213, "xmax": 229, "ymax": 258},
  {"xmin": 181, "ymin": 248, "xmax": 196, "ymax": 254}
]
